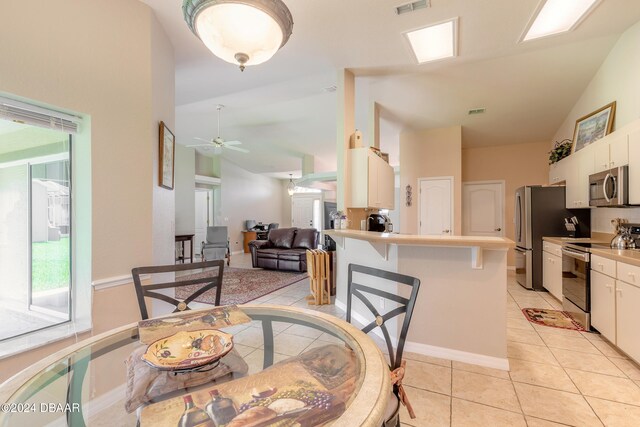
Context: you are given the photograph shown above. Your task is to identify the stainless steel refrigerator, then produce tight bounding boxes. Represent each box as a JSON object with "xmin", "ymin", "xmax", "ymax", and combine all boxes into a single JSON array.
[{"xmin": 514, "ymin": 186, "xmax": 590, "ymax": 290}]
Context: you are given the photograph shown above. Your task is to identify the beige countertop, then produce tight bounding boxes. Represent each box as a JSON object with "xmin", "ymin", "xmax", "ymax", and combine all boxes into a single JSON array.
[
  {"xmin": 543, "ymin": 236, "xmax": 640, "ymax": 267},
  {"xmin": 590, "ymin": 248, "xmax": 640, "ymax": 267},
  {"xmin": 325, "ymin": 229, "xmax": 514, "ymax": 250},
  {"xmin": 542, "ymin": 236, "xmax": 606, "ymax": 245}
]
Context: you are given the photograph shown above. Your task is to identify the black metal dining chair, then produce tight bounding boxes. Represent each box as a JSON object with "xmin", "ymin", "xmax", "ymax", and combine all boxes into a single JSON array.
[
  {"xmin": 347, "ymin": 263, "xmax": 421, "ymax": 427},
  {"xmin": 132, "ymin": 259, "xmax": 224, "ymax": 320}
]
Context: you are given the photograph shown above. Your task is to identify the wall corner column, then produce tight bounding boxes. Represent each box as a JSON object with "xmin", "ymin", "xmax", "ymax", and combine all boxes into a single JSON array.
[{"xmin": 336, "ymin": 69, "xmax": 355, "ymax": 212}]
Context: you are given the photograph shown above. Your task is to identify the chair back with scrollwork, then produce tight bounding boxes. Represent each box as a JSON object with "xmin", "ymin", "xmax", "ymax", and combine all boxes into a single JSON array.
[
  {"xmin": 132, "ymin": 260, "xmax": 224, "ymax": 320},
  {"xmin": 346, "ymin": 264, "xmax": 420, "ymax": 370}
]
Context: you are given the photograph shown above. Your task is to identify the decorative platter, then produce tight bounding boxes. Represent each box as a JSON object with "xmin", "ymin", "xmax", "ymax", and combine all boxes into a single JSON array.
[{"xmin": 142, "ymin": 329, "xmax": 233, "ymax": 371}]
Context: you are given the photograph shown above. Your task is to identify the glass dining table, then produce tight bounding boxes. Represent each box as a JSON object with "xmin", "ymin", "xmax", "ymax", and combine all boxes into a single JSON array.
[{"xmin": 0, "ymin": 305, "xmax": 391, "ymax": 427}]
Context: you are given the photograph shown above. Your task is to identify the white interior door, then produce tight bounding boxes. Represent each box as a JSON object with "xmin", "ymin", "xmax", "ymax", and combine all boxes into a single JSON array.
[
  {"xmin": 462, "ymin": 181, "xmax": 505, "ymax": 237},
  {"xmin": 419, "ymin": 177, "xmax": 453, "ymax": 236},
  {"xmin": 194, "ymin": 190, "xmax": 211, "ymax": 254},
  {"xmin": 292, "ymin": 196, "xmax": 320, "ymax": 229}
]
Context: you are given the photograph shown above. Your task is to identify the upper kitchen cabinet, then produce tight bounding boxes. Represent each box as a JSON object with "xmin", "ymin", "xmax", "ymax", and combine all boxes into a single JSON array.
[
  {"xmin": 565, "ymin": 146, "xmax": 594, "ymax": 209},
  {"xmin": 549, "ymin": 156, "xmax": 569, "ymax": 185},
  {"xmin": 347, "ymin": 147, "xmax": 395, "ymax": 210},
  {"xmin": 594, "ymin": 133, "xmax": 628, "ymax": 173}
]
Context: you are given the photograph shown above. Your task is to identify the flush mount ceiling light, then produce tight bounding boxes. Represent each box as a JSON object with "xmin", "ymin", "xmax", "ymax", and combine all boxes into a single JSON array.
[
  {"xmin": 521, "ymin": 0, "xmax": 600, "ymax": 42},
  {"xmin": 183, "ymin": 0, "xmax": 294, "ymax": 71},
  {"xmin": 287, "ymin": 174, "xmax": 295, "ymax": 196},
  {"xmin": 404, "ymin": 18, "xmax": 458, "ymax": 64}
]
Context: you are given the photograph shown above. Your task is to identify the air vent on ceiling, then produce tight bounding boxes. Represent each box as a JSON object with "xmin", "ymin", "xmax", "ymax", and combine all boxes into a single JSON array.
[
  {"xmin": 396, "ymin": 0, "xmax": 430, "ymax": 15},
  {"xmin": 468, "ymin": 108, "xmax": 486, "ymax": 115},
  {"xmin": 323, "ymin": 85, "xmax": 337, "ymax": 93}
]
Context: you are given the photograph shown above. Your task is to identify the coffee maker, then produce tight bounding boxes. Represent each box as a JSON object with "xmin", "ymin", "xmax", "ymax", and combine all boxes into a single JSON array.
[{"xmin": 367, "ymin": 213, "xmax": 393, "ymax": 232}]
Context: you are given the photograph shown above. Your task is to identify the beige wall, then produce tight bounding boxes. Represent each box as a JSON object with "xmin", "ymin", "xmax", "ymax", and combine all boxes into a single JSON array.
[
  {"xmin": 0, "ymin": 0, "xmax": 175, "ymax": 379},
  {"xmin": 175, "ymin": 144, "xmax": 196, "ymax": 235},
  {"xmin": 553, "ymin": 20, "xmax": 640, "ymax": 143},
  {"xmin": 399, "ymin": 126, "xmax": 462, "ymax": 235},
  {"xmin": 220, "ymin": 160, "xmax": 287, "ymax": 253},
  {"xmin": 151, "ymin": 11, "xmax": 177, "ymax": 268},
  {"xmin": 552, "ymin": 20, "xmax": 640, "ymax": 234},
  {"xmin": 462, "ymin": 141, "xmax": 550, "ymax": 266},
  {"xmin": 195, "ymin": 152, "xmax": 216, "ymax": 177}
]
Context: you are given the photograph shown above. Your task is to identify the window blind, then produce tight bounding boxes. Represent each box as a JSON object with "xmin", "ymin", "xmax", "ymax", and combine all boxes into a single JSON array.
[{"xmin": 0, "ymin": 96, "xmax": 81, "ymax": 134}]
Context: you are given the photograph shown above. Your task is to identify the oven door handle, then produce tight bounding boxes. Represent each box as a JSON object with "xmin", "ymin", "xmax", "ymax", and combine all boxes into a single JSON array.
[
  {"xmin": 603, "ymin": 173, "xmax": 612, "ymax": 203},
  {"xmin": 561, "ymin": 248, "xmax": 589, "ymax": 262}
]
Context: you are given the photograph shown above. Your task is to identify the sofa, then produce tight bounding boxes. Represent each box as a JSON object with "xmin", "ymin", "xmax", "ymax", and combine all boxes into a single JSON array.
[{"xmin": 249, "ymin": 227, "xmax": 319, "ymax": 272}]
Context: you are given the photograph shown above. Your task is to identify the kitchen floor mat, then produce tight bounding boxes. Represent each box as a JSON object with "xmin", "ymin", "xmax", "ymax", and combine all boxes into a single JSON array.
[{"xmin": 522, "ymin": 308, "xmax": 588, "ymax": 332}]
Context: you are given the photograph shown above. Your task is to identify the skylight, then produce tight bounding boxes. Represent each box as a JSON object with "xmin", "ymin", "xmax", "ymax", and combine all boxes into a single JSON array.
[
  {"xmin": 405, "ymin": 18, "xmax": 458, "ymax": 64},
  {"xmin": 522, "ymin": 0, "xmax": 600, "ymax": 42}
]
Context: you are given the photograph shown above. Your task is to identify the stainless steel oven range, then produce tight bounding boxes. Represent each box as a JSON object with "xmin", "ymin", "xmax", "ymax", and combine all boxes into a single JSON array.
[{"xmin": 561, "ymin": 241, "xmax": 610, "ymax": 330}]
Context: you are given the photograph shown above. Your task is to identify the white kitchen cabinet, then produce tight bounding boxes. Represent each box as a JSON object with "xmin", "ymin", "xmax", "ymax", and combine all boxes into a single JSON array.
[
  {"xmin": 591, "ymin": 270, "xmax": 616, "ymax": 342},
  {"xmin": 554, "ymin": 118, "xmax": 640, "ymax": 206},
  {"xmin": 542, "ymin": 241, "xmax": 563, "ymax": 257},
  {"xmin": 594, "ymin": 134, "xmax": 629, "ymax": 173},
  {"xmin": 378, "ymin": 158, "xmax": 395, "ymax": 209},
  {"xmin": 549, "ymin": 157, "xmax": 569, "ymax": 185},
  {"xmin": 629, "ymin": 128, "xmax": 640, "ymax": 204},
  {"xmin": 615, "ymin": 279, "xmax": 640, "ymax": 362},
  {"xmin": 347, "ymin": 147, "xmax": 394, "ymax": 210},
  {"xmin": 617, "ymin": 261, "xmax": 640, "ymax": 287},
  {"xmin": 592, "ymin": 254, "xmax": 616, "ymax": 278},
  {"xmin": 542, "ymin": 243, "xmax": 562, "ymax": 301},
  {"xmin": 565, "ymin": 147, "xmax": 594, "ymax": 209}
]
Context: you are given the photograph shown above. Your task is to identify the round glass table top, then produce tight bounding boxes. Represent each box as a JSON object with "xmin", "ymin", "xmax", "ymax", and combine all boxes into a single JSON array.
[{"xmin": 0, "ymin": 305, "xmax": 390, "ymax": 427}]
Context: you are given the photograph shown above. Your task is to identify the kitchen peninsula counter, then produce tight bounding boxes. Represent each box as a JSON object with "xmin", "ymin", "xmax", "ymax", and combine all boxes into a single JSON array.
[
  {"xmin": 326, "ymin": 230, "xmax": 514, "ymax": 249},
  {"xmin": 326, "ymin": 229, "xmax": 514, "ymax": 371}
]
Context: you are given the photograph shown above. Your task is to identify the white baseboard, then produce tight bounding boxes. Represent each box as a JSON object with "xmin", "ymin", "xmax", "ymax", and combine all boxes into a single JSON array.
[
  {"xmin": 336, "ymin": 300, "xmax": 509, "ymax": 371},
  {"xmin": 404, "ymin": 341, "xmax": 510, "ymax": 371}
]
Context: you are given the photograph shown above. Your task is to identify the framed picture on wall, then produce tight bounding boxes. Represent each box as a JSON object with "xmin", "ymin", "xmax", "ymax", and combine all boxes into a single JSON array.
[
  {"xmin": 572, "ymin": 101, "xmax": 616, "ymax": 153},
  {"xmin": 159, "ymin": 121, "xmax": 175, "ymax": 190}
]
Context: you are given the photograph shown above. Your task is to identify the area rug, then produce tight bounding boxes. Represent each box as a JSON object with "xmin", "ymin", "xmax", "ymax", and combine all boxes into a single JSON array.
[
  {"xmin": 522, "ymin": 308, "xmax": 587, "ymax": 332},
  {"xmin": 175, "ymin": 267, "xmax": 308, "ymax": 305}
]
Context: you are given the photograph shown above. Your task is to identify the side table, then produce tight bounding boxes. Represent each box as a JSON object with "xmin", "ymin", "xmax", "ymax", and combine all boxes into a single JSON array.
[{"xmin": 175, "ymin": 234, "xmax": 195, "ymax": 263}]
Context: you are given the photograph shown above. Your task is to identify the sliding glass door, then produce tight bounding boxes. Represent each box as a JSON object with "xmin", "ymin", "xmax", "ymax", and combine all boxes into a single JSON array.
[
  {"xmin": 0, "ymin": 120, "xmax": 72, "ymax": 340},
  {"xmin": 29, "ymin": 157, "xmax": 71, "ymax": 317}
]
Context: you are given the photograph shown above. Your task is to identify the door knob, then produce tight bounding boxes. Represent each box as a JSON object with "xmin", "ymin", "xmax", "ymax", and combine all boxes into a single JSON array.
[
  {"xmin": 443, "ymin": 229, "xmax": 450, "ymax": 234},
  {"xmin": 495, "ymin": 228, "xmax": 501, "ymax": 231}
]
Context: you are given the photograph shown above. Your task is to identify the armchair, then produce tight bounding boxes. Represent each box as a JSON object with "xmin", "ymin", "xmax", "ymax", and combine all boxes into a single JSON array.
[{"xmin": 201, "ymin": 226, "xmax": 230, "ymax": 266}]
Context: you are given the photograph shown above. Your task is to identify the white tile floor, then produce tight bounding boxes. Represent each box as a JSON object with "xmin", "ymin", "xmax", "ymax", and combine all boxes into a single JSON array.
[{"xmin": 225, "ymin": 253, "xmax": 640, "ymax": 427}]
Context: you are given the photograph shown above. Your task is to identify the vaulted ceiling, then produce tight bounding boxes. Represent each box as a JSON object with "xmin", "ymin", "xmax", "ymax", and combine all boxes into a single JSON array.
[{"xmin": 142, "ymin": 0, "xmax": 640, "ymax": 175}]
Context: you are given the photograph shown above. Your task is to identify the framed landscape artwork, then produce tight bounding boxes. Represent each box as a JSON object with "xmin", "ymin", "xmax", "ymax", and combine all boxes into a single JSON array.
[
  {"xmin": 159, "ymin": 121, "xmax": 175, "ymax": 190},
  {"xmin": 572, "ymin": 101, "xmax": 616, "ymax": 153}
]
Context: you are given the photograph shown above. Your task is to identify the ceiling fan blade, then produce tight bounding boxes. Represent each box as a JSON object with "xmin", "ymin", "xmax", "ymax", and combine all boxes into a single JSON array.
[
  {"xmin": 224, "ymin": 140, "xmax": 242, "ymax": 146},
  {"xmin": 186, "ymin": 144, "xmax": 212, "ymax": 148},
  {"xmin": 194, "ymin": 137, "xmax": 212, "ymax": 143},
  {"xmin": 225, "ymin": 145, "xmax": 249, "ymax": 153}
]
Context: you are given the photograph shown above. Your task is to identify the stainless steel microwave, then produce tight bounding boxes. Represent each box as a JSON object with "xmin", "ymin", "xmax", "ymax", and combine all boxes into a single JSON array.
[{"xmin": 589, "ymin": 166, "xmax": 628, "ymax": 207}]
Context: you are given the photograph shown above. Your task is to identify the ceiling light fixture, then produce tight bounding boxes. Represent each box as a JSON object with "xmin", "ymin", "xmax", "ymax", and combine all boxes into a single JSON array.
[
  {"xmin": 287, "ymin": 174, "xmax": 295, "ymax": 196},
  {"xmin": 404, "ymin": 18, "xmax": 458, "ymax": 64},
  {"xmin": 183, "ymin": 0, "xmax": 294, "ymax": 71},
  {"xmin": 521, "ymin": 0, "xmax": 600, "ymax": 42}
]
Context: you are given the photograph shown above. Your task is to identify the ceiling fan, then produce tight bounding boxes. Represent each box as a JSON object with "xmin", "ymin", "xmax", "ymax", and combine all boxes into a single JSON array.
[{"xmin": 187, "ymin": 105, "xmax": 249, "ymax": 154}]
